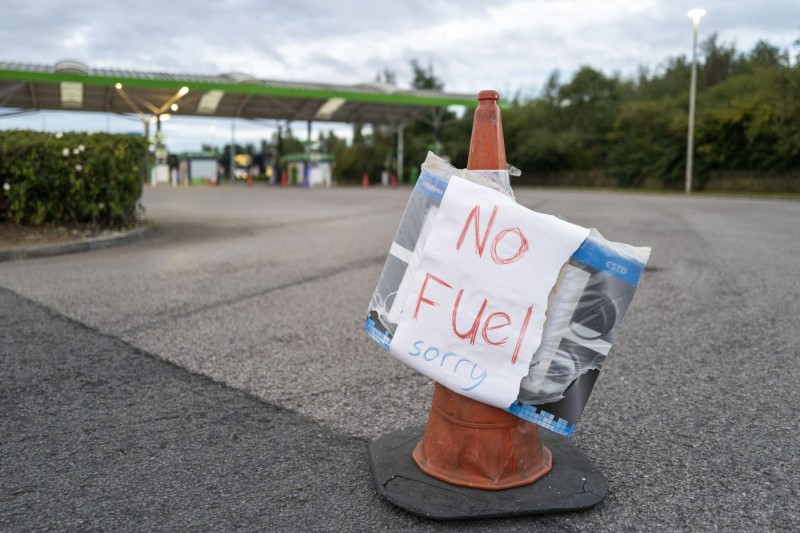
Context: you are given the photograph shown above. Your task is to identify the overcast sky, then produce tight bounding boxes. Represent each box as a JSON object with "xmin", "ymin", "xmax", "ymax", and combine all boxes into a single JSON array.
[{"xmin": 2, "ymin": 0, "xmax": 799, "ymax": 152}]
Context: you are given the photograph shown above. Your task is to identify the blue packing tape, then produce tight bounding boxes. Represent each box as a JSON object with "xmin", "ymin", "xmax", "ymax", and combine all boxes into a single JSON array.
[
  {"xmin": 415, "ymin": 171, "xmax": 449, "ymax": 203},
  {"xmin": 571, "ymin": 237, "xmax": 646, "ymax": 286}
]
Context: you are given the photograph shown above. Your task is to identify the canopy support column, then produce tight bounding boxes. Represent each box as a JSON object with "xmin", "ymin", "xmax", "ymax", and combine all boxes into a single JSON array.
[{"xmin": 397, "ymin": 123, "xmax": 405, "ymax": 185}]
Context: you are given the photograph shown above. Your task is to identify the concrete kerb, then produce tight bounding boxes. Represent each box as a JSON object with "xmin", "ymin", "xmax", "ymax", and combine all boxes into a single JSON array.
[{"xmin": 0, "ymin": 224, "xmax": 152, "ymax": 262}]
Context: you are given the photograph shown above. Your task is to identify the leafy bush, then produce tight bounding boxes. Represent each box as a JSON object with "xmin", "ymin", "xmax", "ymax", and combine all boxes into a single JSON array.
[
  {"xmin": 607, "ymin": 99, "xmax": 688, "ymax": 188},
  {"xmin": 0, "ymin": 130, "xmax": 145, "ymax": 228}
]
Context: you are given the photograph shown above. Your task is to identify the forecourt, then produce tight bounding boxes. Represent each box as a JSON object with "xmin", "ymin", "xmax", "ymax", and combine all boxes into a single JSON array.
[{"xmin": 1, "ymin": 186, "xmax": 797, "ymax": 531}]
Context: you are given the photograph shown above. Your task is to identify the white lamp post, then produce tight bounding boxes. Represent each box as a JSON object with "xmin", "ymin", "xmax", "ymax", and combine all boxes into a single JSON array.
[{"xmin": 685, "ymin": 8, "xmax": 706, "ymax": 194}]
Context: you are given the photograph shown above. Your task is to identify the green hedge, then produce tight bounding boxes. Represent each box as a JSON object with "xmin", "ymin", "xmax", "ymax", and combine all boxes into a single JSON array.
[{"xmin": 0, "ymin": 130, "xmax": 146, "ymax": 228}]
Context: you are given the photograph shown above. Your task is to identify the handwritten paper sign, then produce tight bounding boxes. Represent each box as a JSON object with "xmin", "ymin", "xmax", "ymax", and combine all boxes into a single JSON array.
[{"xmin": 389, "ymin": 177, "xmax": 590, "ymax": 408}]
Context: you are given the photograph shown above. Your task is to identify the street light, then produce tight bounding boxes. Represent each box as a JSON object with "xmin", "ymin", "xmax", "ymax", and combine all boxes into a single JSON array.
[{"xmin": 685, "ymin": 8, "xmax": 706, "ymax": 194}]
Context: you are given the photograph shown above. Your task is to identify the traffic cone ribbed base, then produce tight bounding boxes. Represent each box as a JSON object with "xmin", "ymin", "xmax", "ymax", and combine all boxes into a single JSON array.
[{"xmin": 412, "ymin": 384, "xmax": 552, "ymax": 490}]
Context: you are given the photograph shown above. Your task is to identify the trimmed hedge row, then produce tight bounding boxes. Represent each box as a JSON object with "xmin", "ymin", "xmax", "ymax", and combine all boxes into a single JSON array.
[{"xmin": 0, "ymin": 130, "xmax": 146, "ymax": 228}]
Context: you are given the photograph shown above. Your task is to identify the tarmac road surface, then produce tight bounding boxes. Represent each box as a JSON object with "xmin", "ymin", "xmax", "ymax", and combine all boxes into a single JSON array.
[{"xmin": 1, "ymin": 185, "xmax": 798, "ymax": 531}]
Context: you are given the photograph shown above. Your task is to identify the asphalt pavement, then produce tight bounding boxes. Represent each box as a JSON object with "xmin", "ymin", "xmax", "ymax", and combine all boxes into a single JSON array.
[{"xmin": 1, "ymin": 184, "xmax": 798, "ymax": 531}]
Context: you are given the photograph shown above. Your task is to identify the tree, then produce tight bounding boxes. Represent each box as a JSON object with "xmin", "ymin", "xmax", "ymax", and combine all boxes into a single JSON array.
[
  {"xmin": 607, "ymin": 99, "xmax": 686, "ymax": 188},
  {"xmin": 540, "ymin": 70, "xmax": 561, "ymax": 104},
  {"xmin": 697, "ymin": 68, "xmax": 800, "ymax": 174},
  {"xmin": 332, "ymin": 126, "xmax": 393, "ymax": 182},
  {"xmin": 404, "ymin": 60, "xmax": 453, "ymax": 168},
  {"xmin": 410, "ymin": 59, "xmax": 444, "ymax": 91},
  {"xmin": 278, "ymin": 126, "xmax": 306, "ymax": 155},
  {"xmin": 557, "ymin": 67, "xmax": 624, "ymax": 170},
  {"xmin": 375, "ymin": 69, "xmax": 397, "ymax": 86},
  {"xmin": 700, "ymin": 33, "xmax": 738, "ymax": 88},
  {"xmin": 331, "ymin": 37, "xmax": 800, "ymax": 189},
  {"xmin": 637, "ymin": 56, "xmax": 691, "ymax": 100},
  {"xmin": 748, "ymin": 40, "xmax": 788, "ymax": 69}
]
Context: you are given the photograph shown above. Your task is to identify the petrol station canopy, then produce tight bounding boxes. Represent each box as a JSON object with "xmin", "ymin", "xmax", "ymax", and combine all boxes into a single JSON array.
[{"xmin": 0, "ymin": 60, "xmax": 478, "ymax": 125}]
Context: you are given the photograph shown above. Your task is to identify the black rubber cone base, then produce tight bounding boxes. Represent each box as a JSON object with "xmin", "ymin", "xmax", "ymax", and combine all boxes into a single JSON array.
[{"xmin": 369, "ymin": 426, "xmax": 607, "ymax": 520}]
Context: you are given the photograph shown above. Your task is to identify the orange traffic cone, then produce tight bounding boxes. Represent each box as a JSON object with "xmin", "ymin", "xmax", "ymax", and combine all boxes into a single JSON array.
[
  {"xmin": 362, "ymin": 173, "xmax": 369, "ymax": 188},
  {"xmin": 410, "ymin": 90, "xmax": 552, "ymax": 490},
  {"xmin": 369, "ymin": 90, "xmax": 607, "ymax": 518},
  {"xmin": 390, "ymin": 174, "xmax": 397, "ymax": 188}
]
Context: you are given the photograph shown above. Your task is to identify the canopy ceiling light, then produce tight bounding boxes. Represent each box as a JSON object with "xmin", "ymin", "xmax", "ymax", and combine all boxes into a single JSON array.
[
  {"xmin": 60, "ymin": 81, "xmax": 83, "ymax": 108},
  {"xmin": 315, "ymin": 97, "xmax": 346, "ymax": 120},
  {"xmin": 197, "ymin": 89, "xmax": 225, "ymax": 114}
]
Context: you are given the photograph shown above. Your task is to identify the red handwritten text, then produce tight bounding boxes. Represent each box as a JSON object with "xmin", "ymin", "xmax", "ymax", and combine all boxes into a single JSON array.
[{"xmin": 456, "ymin": 204, "xmax": 530, "ymax": 265}]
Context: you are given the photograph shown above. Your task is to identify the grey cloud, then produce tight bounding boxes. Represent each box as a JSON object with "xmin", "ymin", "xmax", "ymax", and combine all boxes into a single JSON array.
[{"xmin": 2, "ymin": 0, "xmax": 798, "ymax": 97}]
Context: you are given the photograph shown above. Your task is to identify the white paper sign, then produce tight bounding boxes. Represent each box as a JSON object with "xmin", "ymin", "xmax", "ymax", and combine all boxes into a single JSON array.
[{"xmin": 389, "ymin": 177, "xmax": 590, "ymax": 408}]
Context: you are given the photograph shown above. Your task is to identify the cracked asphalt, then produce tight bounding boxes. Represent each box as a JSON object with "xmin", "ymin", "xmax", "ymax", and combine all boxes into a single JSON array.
[{"xmin": 1, "ymin": 185, "xmax": 798, "ymax": 531}]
